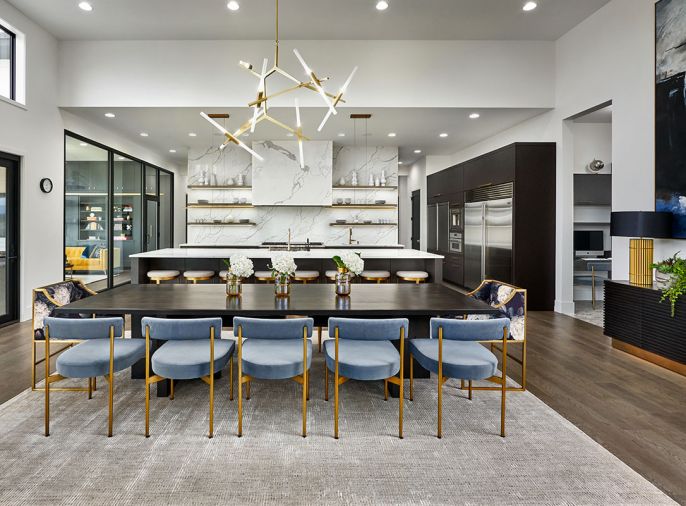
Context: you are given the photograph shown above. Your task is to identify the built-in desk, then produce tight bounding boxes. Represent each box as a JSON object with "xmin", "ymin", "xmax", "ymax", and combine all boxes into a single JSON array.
[{"xmin": 604, "ymin": 280, "xmax": 686, "ymax": 376}]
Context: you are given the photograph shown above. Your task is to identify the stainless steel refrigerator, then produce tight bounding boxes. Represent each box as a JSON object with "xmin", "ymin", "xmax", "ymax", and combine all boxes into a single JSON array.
[{"xmin": 464, "ymin": 183, "xmax": 513, "ymax": 290}]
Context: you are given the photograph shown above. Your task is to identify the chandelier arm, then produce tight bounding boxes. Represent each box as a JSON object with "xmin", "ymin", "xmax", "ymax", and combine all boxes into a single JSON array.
[
  {"xmin": 274, "ymin": 66, "xmax": 303, "ymax": 85},
  {"xmin": 248, "ymin": 82, "xmax": 311, "ymax": 107},
  {"xmin": 263, "ymin": 114, "xmax": 310, "ymax": 141}
]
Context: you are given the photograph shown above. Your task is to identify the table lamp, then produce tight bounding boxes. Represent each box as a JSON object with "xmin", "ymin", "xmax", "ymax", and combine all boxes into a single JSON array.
[{"xmin": 610, "ymin": 211, "xmax": 672, "ymax": 286}]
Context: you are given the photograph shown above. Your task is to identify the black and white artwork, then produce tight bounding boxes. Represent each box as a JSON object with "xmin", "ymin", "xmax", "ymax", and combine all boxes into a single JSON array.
[{"xmin": 656, "ymin": 0, "xmax": 686, "ymax": 238}]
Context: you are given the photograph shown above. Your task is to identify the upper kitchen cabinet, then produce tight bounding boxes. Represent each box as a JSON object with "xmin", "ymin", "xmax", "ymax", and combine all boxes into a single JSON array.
[
  {"xmin": 574, "ymin": 174, "xmax": 612, "ymax": 206},
  {"xmin": 463, "ymin": 144, "xmax": 516, "ymax": 190},
  {"xmin": 428, "ymin": 164, "xmax": 463, "ymax": 204}
]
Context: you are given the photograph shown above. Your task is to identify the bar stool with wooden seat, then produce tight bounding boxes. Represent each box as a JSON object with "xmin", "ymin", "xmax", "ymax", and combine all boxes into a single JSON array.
[
  {"xmin": 396, "ymin": 271, "xmax": 429, "ymax": 284},
  {"xmin": 254, "ymin": 271, "xmax": 275, "ymax": 282},
  {"xmin": 147, "ymin": 270, "xmax": 180, "ymax": 284},
  {"xmin": 325, "ymin": 270, "xmax": 338, "ymax": 282},
  {"xmin": 183, "ymin": 270, "xmax": 215, "ymax": 284},
  {"xmin": 293, "ymin": 271, "xmax": 320, "ymax": 284},
  {"xmin": 360, "ymin": 270, "xmax": 391, "ymax": 284}
]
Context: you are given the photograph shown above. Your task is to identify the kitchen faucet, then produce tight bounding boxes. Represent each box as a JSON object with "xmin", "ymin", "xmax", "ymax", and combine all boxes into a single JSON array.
[{"xmin": 348, "ymin": 227, "xmax": 359, "ymax": 245}]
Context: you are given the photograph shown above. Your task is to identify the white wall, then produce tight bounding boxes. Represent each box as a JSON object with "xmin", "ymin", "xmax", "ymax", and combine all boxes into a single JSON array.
[
  {"xmin": 407, "ymin": 157, "xmax": 427, "ymax": 251},
  {"xmin": 57, "ymin": 40, "xmax": 555, "ymax": 109},
  {"xmin": 572, "ymin": 123, "xmax": 612, "ymax": 174}
]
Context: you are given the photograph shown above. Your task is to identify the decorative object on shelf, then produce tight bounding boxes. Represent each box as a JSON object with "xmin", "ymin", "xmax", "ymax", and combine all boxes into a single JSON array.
[
  {"xmin": 237, "ymin": 174, "xmax": 244, "ymax": 186},
  {"xmin": 651, "ymin": 252, "xmax": 686, "ymax": 317},
  {"xmin": 611, "ymin": 211, "xmax": 673, "ymax": 286},
  {"xmin": 332, "ymin": 251, "xmax": 364, "ymax": 296},
  {"xmin": 351, "ymin": 171, "xmax": 358, "ymax": 187},
  {"xmin": 380, "ymin": 170, "xmax": 387, "ymax": 186},
  {"xmin": 339, "ymin": 177, "xmax": 346, "ymax": 186},
  {"xmin": 269, "ymin": 252, "xmax": 297, "ymax": 297},
  {"xmin": 223, "ymin": 254, "xmax": 255, "ymax": 297},
  {"xmin": 375, "ymin": 176, "xmax": 381, "ymax": 187},
  {"xmin": 588, "ymin": 159, "xmax": 605, "ymax": 173},
  {"xmin": 368, "ymin": 174, "xmax": 374, "ymax": 186},
  {"xmin": 200, "ymin": 0, "xmax": 357, "ymax": 166},
  {"xmin": 39, "ymin": 178, "xmax": 53, "ymax": 194}
]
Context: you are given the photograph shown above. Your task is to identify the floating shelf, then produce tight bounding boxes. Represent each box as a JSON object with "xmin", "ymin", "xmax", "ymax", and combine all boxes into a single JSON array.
[
  {"xmin": 333, "ymin": 185, "xmax": 397, "ymax": 190},
  {"xmin": 188, "ymin": 222, "xmax": 256, "ymax": 226},
  {"xmin": 186, "ymin": 203, "xmax": 253, "ymax": 209},
  {"xmin": 330, "ymin": 223, "xmax": 398, "ymax": 227},
  {"xmin": 330, "ymin": 204, "xmax": 397, "ymax": 210},
  {"xmin": 187, "ymin": 185, "xmax": 252, "ymax": 190}
]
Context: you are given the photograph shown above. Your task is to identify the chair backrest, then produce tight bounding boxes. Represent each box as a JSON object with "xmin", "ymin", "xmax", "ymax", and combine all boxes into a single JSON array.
[
  {"xmin": 328, "ymin": 318, "xmax": 408, "ymax": 341},
  {"xmin": 142, "ymin": 317, "xmax": 222, "ymax": 340},
  {"xmin": 44, "ymin": 316, "xmax": 124, "ymax": 340},
  {"xmin": 468, "ymin": 279, "xmax": 526, "ymax": 341},
  {"xmin": 32, "ymin": 280, "xmax": 96, "ymax": 340},
  {"xmin": 430, "ymin": 317, "xmax": 510, "ymax": 342},
  {"xmin": 233, "ymin": 317, "xmax": 313, "ymax": 339}
]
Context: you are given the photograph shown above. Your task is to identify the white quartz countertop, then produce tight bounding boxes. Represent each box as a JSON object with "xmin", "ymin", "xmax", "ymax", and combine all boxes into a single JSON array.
[{"xmin": 131, "ymin": 248, "xmax": 443, "ymax": 260}]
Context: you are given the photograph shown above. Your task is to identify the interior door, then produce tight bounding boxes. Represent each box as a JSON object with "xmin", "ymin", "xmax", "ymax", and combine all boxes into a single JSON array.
[
  {"xmin": 485, "ymin": 198, "xmax": 513, "ymax": 283},
  {"xmin": 145, "ymin": 198, "xmax": 158, "ymax": 251},
  {"xmin": 411, "ymin": 190, "xmax": 420, "ymax": 250},
  {"xmin": 0, "ymin": 153, "xmax": 19, "ymax": 325},
  {"xmin": 463, "ymin": 202, "xmax": 484, "ymax": 290}
]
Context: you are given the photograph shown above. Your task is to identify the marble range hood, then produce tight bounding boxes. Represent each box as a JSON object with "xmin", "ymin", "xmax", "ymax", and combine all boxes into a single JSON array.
[{"xmin": 252, "ymin": 140, "xmax": 333, "ymax": 206}]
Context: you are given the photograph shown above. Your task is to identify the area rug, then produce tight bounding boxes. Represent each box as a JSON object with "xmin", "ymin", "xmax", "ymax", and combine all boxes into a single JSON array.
[{"xmin": 0, "ymin": 352, "xmax": 673, "ymax": 505}]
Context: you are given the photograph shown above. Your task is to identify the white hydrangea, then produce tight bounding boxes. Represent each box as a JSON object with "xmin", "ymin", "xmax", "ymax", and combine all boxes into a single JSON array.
[
  {"xmin": 270, "ymin": 253, "xmax": 297, "ymax": 277},
  {"xmin": 340, "ymin": 251, "xmax": 364, "ymax": 276},
  {"xmin": 229, "ymin": 254, "xmax": 254, "ymax": 278}
]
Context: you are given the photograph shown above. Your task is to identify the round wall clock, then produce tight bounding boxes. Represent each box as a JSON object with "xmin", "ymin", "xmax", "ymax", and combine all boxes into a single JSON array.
[{"xmin": 39, "ymin": 178, "xmax": 53, "ymax": 194}]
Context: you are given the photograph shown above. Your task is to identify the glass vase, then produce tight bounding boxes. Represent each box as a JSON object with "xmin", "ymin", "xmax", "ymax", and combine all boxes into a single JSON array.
[
  {"xmin": 226, "ymin": 275, "xmax": 242, "ymax": 297},
  {"xmin": 335, "ymin": 270, "xmax": 352, "ymax": 296},
  {"xmin": 274, "ymin": 275, "xmax": 291, "ymax": 297}
]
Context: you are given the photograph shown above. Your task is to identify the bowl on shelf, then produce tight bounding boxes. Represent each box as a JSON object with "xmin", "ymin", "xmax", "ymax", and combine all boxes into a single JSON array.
[
  {"xmin": 336, "ymin": 198, "xmax": 343, "ymax": 205},
  {"xmin": 239, "ymin": 197, "xmax": 248, "ymax": 204},
  {"xmin": 335, "ymin": 219, "xmax": 347, "ymax": 224},
  {"xmin": 197, "ymin": 199, "xmax": 209, "ymax": 204},
  {"xmin": 363, "ymin": 220, "xmax": 373, "ymax": 224},
  {"xmin": 239, "ymin": 218, "xmax": 250, "ymax": 224},
  {"xmin": 374, "ymin": 200, "xmax": 386, "ymax": 205},
  {"xmin": 344, "ymin": 198, "xmax": 352, "ymax": 205},
  {"xmin": 213, "ymin": 219, "xmax": 222, "ymax": 224}
]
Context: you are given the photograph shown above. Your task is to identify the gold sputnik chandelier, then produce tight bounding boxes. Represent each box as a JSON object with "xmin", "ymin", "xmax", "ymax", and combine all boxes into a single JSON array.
[{"xmin": 201, "ymin": 0, "xmax": 357, "ymax": 168}]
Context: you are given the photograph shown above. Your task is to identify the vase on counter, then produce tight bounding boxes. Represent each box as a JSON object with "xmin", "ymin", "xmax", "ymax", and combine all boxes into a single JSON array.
[
  {"xmin": 335, "ymin": 269, "xmax": 352, "ymax": 296},
  {"xmin": 226, "ymin": 275, "xmax": 242, "ymax": 297},
  {"xmin": 274, "ymin": 274, "xmax": 291, "ymax": 297}
]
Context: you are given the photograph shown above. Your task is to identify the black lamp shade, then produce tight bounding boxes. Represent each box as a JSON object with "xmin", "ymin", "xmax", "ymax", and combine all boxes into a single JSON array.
[{"xmin": 610, "ymin": 211, "xmax": 672, "ymax": 238}]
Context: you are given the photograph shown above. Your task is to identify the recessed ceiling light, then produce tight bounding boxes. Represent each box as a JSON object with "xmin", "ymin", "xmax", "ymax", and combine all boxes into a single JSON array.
[
  {"xmin": 387, "ymin": 132, "xmax": 397, "ymax": 137},
  {"xmin": 337, "ymin": 132, "xmax": 346, "ymax": 137},
  {"xmin": 78, "ymin": 2, "xmax": 93, "ymax": 12},
  {"xmin": 139, "ymin": 132, "xmax": 149, "ymax": 137},
  {"xmin": 227, "ymin": 1, "xmax": 240, "ymax": 11},
  {"xmin": 376, "ymin": 1, "xmax": 389, "ymax": 11},
  {"xmin": 169, "ymin": 149, "xmax": 177, "ymax": 153},
  {"xmin": 188, "ymin": 132, "xmax": 197, "ymax": 137},
  {"xmin": 522, "ymin": 2, "xmax": 537, "ymax": 11},
  {"xmin": 104, "ymin": 112, "xmax": 115, "ymax": 118},
  {"xmin": 79, "ymin": 142, "xmax": 88, "ymax": 147},
  {"xmin": 469, "ymin": 112, "xmax": 480, "ymax": 119},
  {"xmin": 439, "ymin": 133, "xmax": 448, "ymax": 138},
  {"xmin": 414, "ymin": 149, "xmax": 422, "ymax": 154},
  {"xmin": 398, "ymin": 161, "xmax": 403, "ymax": 165}
]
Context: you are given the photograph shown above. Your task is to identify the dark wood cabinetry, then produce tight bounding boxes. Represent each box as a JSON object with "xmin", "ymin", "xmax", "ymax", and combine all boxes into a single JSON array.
[
  {"xmin": 463, "ymin": 143, "xmax": 516, "ymax": 190},
  {"xmin": 428, "ymin": 164, "xmax": 463, "ymax": 204},
  {"xmin": 574, "ymin": 174, "xmax": 612, "ymax": 206}
]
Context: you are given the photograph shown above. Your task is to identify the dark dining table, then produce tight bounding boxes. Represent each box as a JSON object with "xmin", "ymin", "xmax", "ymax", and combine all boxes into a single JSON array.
[{"xmin": 56, "ymin": 283, "xmax": 500, "ymax": 397}]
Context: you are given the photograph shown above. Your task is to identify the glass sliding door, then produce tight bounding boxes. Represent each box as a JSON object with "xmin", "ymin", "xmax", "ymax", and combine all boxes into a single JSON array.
[
  {"xmin": 112, "ymin": 154, "xmax": 142, "ymax": 286},
  {"xmin": 0, "ymin": 152, "xmax": 19, "ymax": 325},
  {"xmin": 64, "ymin": 136, "xmax": 110, "ymax": 291}
]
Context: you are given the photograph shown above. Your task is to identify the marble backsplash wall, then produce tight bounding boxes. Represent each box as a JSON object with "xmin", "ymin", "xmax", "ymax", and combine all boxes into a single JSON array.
[{"xmin": 186, "ymin": 143, "xmax": 399, "ymax": 245}]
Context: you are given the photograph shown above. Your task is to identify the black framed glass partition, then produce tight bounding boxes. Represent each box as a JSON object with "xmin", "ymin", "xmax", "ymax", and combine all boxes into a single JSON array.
[
  {"xmin": 64, "ymin": 132, "xmax": 174, "ymax": 290},
  {"xmin": 0, "ymin": 23, "xmax": 16, "ymax": 101}
]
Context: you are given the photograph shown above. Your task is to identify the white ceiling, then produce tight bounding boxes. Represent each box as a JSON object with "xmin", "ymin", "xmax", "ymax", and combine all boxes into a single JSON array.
[
  {"xmin": 573, "ymin": 105, "xmax": 612, "ymax": 124},
  {"xmin": 62, "ymin": 107, "xmax": 549, "ymax": 166},
  {"xmin": 9, "ymin": 0, "xmax": 611, "ymax": 41}
]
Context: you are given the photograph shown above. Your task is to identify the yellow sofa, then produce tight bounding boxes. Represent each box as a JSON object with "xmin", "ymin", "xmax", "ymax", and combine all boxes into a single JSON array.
[{"xmin": 65, "ymin": 246, "xmax": 121, "ymax": 273}]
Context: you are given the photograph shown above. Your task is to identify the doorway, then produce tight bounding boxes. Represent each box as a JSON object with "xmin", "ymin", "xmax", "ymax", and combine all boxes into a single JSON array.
[
  {"xmin": 411, "ymin": 190, "xmax": 420, "ymax": 250},
  {"xmin": 0, "ymin": 152, "xmax": 19, "ymax": 325}
]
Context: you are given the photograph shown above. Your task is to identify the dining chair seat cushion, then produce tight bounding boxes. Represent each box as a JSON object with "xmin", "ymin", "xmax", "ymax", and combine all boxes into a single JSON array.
[
  {"xmin": 324, "ymin": 339, "xmax": 400, "ymax": 381},
  {"xmin": 254, "ymin": 271, "xmax": 274, "ymax": 279},
  {"xmin": 147, "ymin": 270, "xmax": 180, "ymax": 279},
  {"xmin": 241, "ymin": 339, "xmax": 312, "ymax": 380},
  {"xmin": 294, "ymin": 270, "xmax": 320, "ymax": 279},
  {"xmin": 396, "ymin": 270, "xmax": 429, "ymax": 279},
  {"xmin": 408, "ymin": 339, "xmax": 498, "ymax": 381},
  {"xmin": 56, "ymin": 339, "xmax": 146, "ymax": 378},
  {"xmin": 151, "ymin": 339, "xmax": 234, "ymax": 380},
  {"xmin": 361, "ymin": 270, "xmax": 391, "ymax": 278},
  {"xmin": 183, "ymin": 270, "xmax": 215, "ymax": 279}
]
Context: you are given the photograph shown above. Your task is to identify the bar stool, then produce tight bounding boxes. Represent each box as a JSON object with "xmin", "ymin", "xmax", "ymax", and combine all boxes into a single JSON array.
[
  {"xmin": 396, "ymin": 271, "xmax": 429, "ymax": 284},
  {"xmin": 325, "ymin": 270, "xmax": 338, "ymax": 282},
  {"xmin": 293, "ymin": 271, "xmax": 320, "ymax": 284},
  {"xmin": 254, "ymin": 271, "xmax": 275, "ymax": 282},
  {"xmin": 147, "ymin": 270, "xmax": 180, "ymax": 284},
  {"xmin": 183, "ymin": 270, "xmax": 215, "ymax": 284},
  {"xmin": 360, "ymin": 270, "xmax": 391, "ymax": 284},
  {"xmin": 218, "ymin": 270, "xmax": 230, "ymax": 281}
]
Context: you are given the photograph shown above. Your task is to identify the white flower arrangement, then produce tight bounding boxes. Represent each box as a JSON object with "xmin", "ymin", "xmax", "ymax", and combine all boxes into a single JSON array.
[
  {"xmin": 226, "ymin": 254, "xmax": 254, "ymax": 279},
  {"xmin": 333, "ymin": 251, "xmax": 364, "ymax": 276},
  {"xmin": 270, "ymin": 252, "xmax": 298, "ymax": 278}
]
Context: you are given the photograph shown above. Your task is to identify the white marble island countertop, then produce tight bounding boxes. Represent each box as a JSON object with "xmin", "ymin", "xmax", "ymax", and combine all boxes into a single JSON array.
[{"xmin": 131, "ymin": 248, "xmax": 443, "ymax": 260}]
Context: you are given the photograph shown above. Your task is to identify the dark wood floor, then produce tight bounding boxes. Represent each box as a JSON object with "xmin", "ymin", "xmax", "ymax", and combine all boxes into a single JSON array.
[{"xmin": 1, "ymin": 312, "xmax": 685, "ymax": 503}]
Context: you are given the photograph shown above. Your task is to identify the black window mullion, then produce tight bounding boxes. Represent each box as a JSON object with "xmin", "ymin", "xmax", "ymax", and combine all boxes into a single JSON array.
[{"xmin": 0, "ymin": 24, "xmax": 16, "ymax": 101}]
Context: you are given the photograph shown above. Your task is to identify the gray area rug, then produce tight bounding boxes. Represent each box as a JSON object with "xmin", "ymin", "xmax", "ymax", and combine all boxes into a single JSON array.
[{"xmin": 0, "ymin": 352, "xmax": 673, "ymax": 505}]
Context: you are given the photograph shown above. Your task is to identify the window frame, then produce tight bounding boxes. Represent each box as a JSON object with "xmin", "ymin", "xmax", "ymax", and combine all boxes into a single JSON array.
[{"xmin": 0, "ymin": 22, "xmax": 16, "ymax": 102}]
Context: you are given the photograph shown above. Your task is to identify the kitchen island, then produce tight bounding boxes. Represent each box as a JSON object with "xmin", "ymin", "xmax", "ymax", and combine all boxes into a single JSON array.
[{"xmin": 130, "ymin": 248, "xmax": 444, "ymax": 283}]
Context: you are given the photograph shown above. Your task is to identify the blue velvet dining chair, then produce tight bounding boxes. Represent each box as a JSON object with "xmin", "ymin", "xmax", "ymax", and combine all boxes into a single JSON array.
[
  {"xmin": 142, "ymin": 317, "xmax": 234, "ymax": 439},
  {"xmin": 325, "ymin": 318, "xmax": 408, "ymax": 439},
  {"xmin": 43, "ymin": 316, "xmax": 145, "ymax": 437},
  {"xmin": 408, "ymin": 317, "xmax": 511, "ymax": 438},
  {"xmin": 233, "ymin": 317, "xmax": 313, "ymax": 438}
]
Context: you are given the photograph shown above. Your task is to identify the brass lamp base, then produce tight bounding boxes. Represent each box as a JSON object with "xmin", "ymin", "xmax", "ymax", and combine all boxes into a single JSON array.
[{"xmin": 629, "ymin": 238, "xmax": 654, "ymax": 286}]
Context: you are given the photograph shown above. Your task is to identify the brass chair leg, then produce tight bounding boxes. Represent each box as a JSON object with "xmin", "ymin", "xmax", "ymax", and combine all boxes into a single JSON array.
[
  {"xmin": 384, "ymin": 379, "xmax": 389, "ymax": 401},
  {"xmin": 88, "ymin": 377, "xmax": 93, "ymax": 399},
  {"xmin": 437, "ymin": 327, "xmax": 443, "ymax": 439},
  {"xmin": 399, "ymin": 326, "xmax": 404, "ymax": 439},
  {"xmin": 44, "ymin": 333, "xmax": 50, "ymax": 437},
  {"xmin": 409, "ymin": 353, "xmax": 414, "ymax": 402},
  {"xmin": 170, "ymin": 379, "xmax": 174, "ymax": 400},
  {"xmin": 93, "ymin": 376, "xmax": 96, "ymax": 392},
  {"xmin": 501, "ymin": 328, "xmax": 508, "ymax": 438},
  {"xmin": 468, "ymin": 380, "xmax": 472, "ymax": 400},
  {"xmin": 237, "ymin": 326, "xmax": 243, "ymax": 437},
  {"xmin": 334, "ymin": 327, "xmax": 340, "ymax": 439},
  {"xmin": 209, "ymin": 326, "xmax": 215, "ymax": 439},
  {"xmin": 145, "ymin": 327, "xmax": 150, "ymax": 438},
  {"xmin": 32, "ymin": 341, "xmax": 37, "ymax": 390},
  {"xmin": 108, "ymin": 326, "xmax": 114, "ymax": 437}
]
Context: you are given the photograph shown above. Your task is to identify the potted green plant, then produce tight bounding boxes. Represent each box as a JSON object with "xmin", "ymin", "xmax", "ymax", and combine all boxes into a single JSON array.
[{"xmin": 652, "ymin": 252, "xmax": 686, "ymax": 317}]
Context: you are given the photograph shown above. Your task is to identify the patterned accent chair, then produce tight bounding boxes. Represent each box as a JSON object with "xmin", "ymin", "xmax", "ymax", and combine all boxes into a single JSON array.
[
  {"xmin": 32, "ymin": 280, "xmax": 97, "ymax": 391},
  {"xmin": 466, "ymin": 279, "xmax": 527, "ymax": 392}
]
